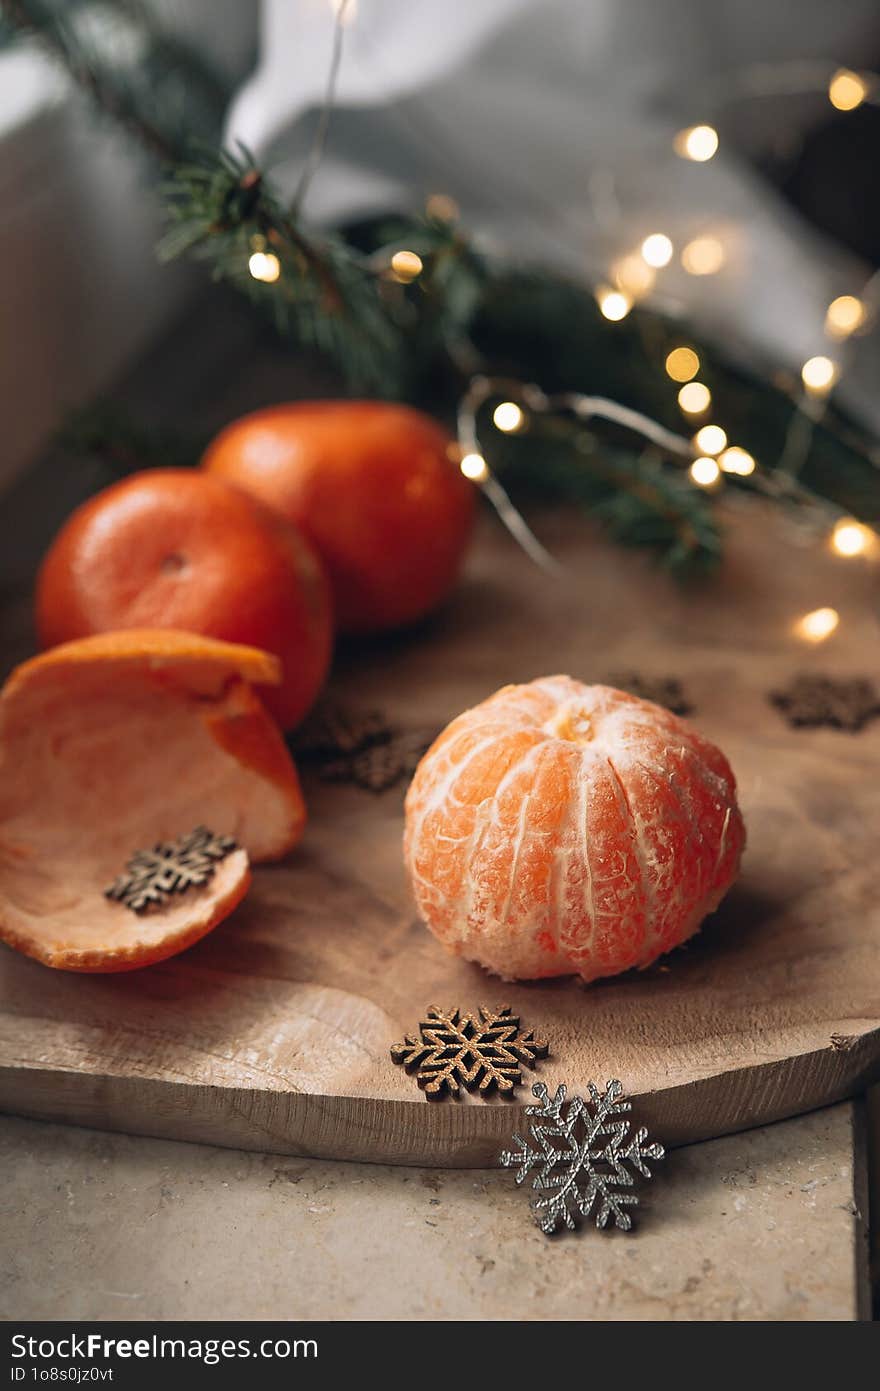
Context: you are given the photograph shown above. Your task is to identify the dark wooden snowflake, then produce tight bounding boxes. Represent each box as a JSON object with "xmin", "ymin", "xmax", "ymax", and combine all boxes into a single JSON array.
[
  {"xmin": 770, "ymin": 674, "xmax": 880, "ymax": 731},
  {"xmin": 501, "ymin": 1080, "xmax": 664, "ymax": 1234},
  {"xmin": 105, "ymin": 826, "xmax": 238, "ymax": 914},
  {"xmin": 606, "ymin": 672, "xmax": 693, "ymax": 716},
  {"xmin": 390, "ymin": 1005, "xmax": 549, "ymax": 1100},
  {"xmin": 292, "ymin": 702, "xmax": 437, "ymax": 793}
]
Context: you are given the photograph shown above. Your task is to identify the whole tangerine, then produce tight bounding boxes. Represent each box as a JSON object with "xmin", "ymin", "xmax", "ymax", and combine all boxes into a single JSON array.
[
  {"xmin": 201, "ymin": 401, "xmax": 475, "ymax": 634},
  {"xmin": 35, "ymin": 469, "xmax": 333, "ymax": 731},
  {"xmin": 405, "ymin": 676, "xmax": 745, "ymax": 982}
]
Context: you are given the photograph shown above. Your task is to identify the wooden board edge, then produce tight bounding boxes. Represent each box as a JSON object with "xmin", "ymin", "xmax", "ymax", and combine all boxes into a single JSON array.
[{"xmin": 2, "ymin": 1027, "xmax": 879, "ymax": 1166}]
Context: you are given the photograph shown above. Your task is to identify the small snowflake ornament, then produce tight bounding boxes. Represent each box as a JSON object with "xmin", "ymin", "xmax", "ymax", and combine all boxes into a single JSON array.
[
  {"xmin": 606, "ymin": 671, "xmax": 693, "ymax": 716},
  {"xmin": 770, "ymin": 674, "xmax": 880, "ymax": 732},
  {"xmin": 501, "ymin": 1079, "xmax": 664, "ymax": 1234},
  {"xmin": 390, "ymin": 1005, "xmax": 548, "ymax": 1099},
  {"xmin": 105, "ymin": 826, "xmax": 238, "ymax": 913}
]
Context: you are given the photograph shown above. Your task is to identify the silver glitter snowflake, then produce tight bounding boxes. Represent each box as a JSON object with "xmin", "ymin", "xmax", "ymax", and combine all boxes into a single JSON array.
[
  {"xmin": 105, "ymin": 825, "xmax": 238, "ymax": 914},
  {"xmin": 501, "ymin": 1079, "xmax": 664, "ymax": 1234}
]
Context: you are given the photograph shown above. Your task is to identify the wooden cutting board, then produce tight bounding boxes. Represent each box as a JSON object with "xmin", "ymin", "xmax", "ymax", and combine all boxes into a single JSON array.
[{"xmin": 1, "ymin": 503, "xmax": 879, "ymax": 1165}]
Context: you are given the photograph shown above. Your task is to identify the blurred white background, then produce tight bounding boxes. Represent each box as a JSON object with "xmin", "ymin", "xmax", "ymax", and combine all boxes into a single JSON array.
[{"xmin": 2, "ymin": 0, "xmax": 879, "ymax": 483}]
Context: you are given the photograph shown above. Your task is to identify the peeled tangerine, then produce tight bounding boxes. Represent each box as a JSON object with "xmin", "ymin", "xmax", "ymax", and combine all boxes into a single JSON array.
[
  {"xmin": 405, "ymin": 676, "xmax": 745, "ymax": 982},
  {"xmin": 0, "ymin": 630, "xmax": 306, "ymax": 972}
]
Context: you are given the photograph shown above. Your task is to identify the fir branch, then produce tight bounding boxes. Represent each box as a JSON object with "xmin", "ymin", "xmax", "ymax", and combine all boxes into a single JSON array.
[
  {"xmin": 0, "ymin": 0, "xmax": 229, "ymax": 162},
  {"xmin": 159, "ymin": 149, "xmax": 488, "ymax": 394},
  {"xmin": 160, "ymin": 147, "xmax": 402, "ymax": 392},
  {"xmin": 55, "ymin": 401, "xmax": 201, "ymax": 481},
  {"xmin": 494, "ymin": 429, "xmax": 721, "ymax": 573}
]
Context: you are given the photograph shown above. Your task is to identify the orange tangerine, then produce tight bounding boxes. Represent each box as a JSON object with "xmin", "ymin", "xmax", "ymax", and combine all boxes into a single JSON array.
[
  {"xmin": 202, "ymin": 401, "xmax": 475, "ymax": 634},
  {"xmin": 35, "ymin": 469, "xmax": 333, "ymax": 732},
  {"xmin": 405, "ymin": 676, "xmax": 745, "ymax": 982}
]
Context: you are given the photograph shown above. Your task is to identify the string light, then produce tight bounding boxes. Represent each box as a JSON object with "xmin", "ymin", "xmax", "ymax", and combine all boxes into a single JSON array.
[
  {"xmin": 825, "ymin": 294, "xmax": 866, "ymax": 339},
  {"xmin": 678, "ymin": 381, "xmax": 711, "ymax": 414},
  {"xmin": 248, "ymin": 250, "xmax": 281, "ymax": 283},
  {"xmin": 493, "ymin": 401, "xmax": 525, "ymax": 433},
  {"xmin": 719, "ymin": 446, "xmax": 756, "ymax": 476},
  {"xmin": 641, "ymin": 233, "xmax": 674, "ymax": 268},
  {"xmin": 460, "ymin": 451, "xmax": 489, "ymax": 482},
  {"xmin": 795, "ymin": 607, "xmax": 839, "ymax": 642},
  {"xmin": 801, "ymin": 355, "xmax": 838, "ymax": 395},
  {"xmin": 597, "ymin": 287, "xmax": 632, "ymax": 321},
  {"xmin": 828, "ymin": 68, "xmax": 868, "ymax": 111},
  {"xmin": 690, "ymin": 456, "xmax": 721, "ymax": 487},
  {"xmin": 665, "ymin": 347, "xmax": 700, "ymax": 382},
  {"xmin": 390, "ymin": 250, "xmax": 423, "ymax": 283},
  {"xmin": 674, "ymin": 124, "xmax": 719, "ymax": 161},
  {"xmin": 830, "ymin": 518, "xmax": 877, "ymax": 557},
  {"xmin": 612, "ymin": 254, "xmax": 655, "ymax": 298},
  {"xmin": 694, "ymin": 424, "xmax": 727, "ymax": 455},
  {"xmin": 681, "ymin": 236, "xmax": 725, "ymax": 276}
]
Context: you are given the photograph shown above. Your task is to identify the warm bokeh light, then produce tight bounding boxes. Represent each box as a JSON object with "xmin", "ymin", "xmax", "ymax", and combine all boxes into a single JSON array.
[
  {"xmin": 493, "ymin": 401, "xmax": 525, "ymax": 433},
  {"xmin": 825, "ymin": 294, "xmax": 866, "ymax": 339},
  {"xmin": 460, "ymin": 452, "xmax": 488, "ymax": 482},
  {"xmin": 425, "ymin": 193, "xmax": 460, "ymax": 222},
  {"xmin": 718, "ymin": 447, "xmax": 756, "ymax": 476},
  {"xmin": 674, "ymin": 124, "xmax": 719, "ymax": 161},
  {"xmin": 690, "ymin": 456, "xmax": 721, "ymax": 487},
  {"xmin": 248, "ymin": 250, "xmax": 281, "ymax": 283},
  {"xmin": 801, "ymin": 355, "xmax": 838, "ymax": 395},
  {"xmin": 830, "ymin": 518, "xmax": 877, "ymax": 557},
  {"xmin": 681, "ymin": 236, "xmax": 725, "ymax": 276},
  {"xmin": 665, "ymin": 346, "xmax": 700, "ymax": 382},
  {"xmin": 612, "ymin": 254, "xmax": 655, "ymax": 298},
  {"xmin": 828, "ymin": 68, "xmax": 868, "ymax": 111},
  {"xmin": 597, "ymin": 287, "xmax": 633, "ymax": 321},
  {"xmin": 678, "ymin": 382, "xmax": 711, "ymax": 414},
  {"xmin": 390, "ymin": 250, "xmax": 424, "ymax": 282},
  {"xmin": 641, "ymin": 233, "xmax": 674, "ymax": 268},
  {"xmin": 795, "ymin": 607, "xmax": 840, "ymax": 642},
  {"xmin": 694, "ymin": 424, "xmax": 727, "ymax": 455}
]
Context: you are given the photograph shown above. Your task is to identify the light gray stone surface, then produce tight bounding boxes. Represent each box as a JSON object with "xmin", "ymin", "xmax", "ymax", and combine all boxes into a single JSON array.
[{"xmin": 1, "ymin": 1103, "xmax": 869, "ymax": 1322}]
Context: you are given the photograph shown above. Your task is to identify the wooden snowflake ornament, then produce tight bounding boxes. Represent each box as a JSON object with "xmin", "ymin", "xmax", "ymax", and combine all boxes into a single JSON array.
[
  {"xmin": 390, "ymin": 1005, "xmax": 549, "ymax": 1099},
  {"xmin": 501, "ymin": 1080, "xmax": 664, "ymax": 1234},
  {"xmin": 105, "ymin": 826, "xmax": 238, "ymax": 914},
  {"xmin": 770, "ymin": 674, "xmax": 880, "ymax": 732}
]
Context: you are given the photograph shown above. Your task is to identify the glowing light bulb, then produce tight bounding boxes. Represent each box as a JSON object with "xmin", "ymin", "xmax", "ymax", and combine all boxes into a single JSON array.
[
  {"xmin": 831, "ymin": 518, "xmax": 876, "ymax": 557},
  {"xmin": 719, "ymin": 446, "xmax": 756, "ymax": 476},
  {"xmin": 493, "ymin": 401, "xmax": 524, "ymax": 433},
  {"xmin": 329, "ymin": 0, "xmax": 358, "ymax": 24},
  {"xmin": 641, "ymin": 233, "xmax": 674, "ymax": 268},
  {"xmin": 665, "ymin": 346, "xmax": 700, "ymax": 382},
  {"xmin": 597, "ymin": 287, "xmax": 632, "ymax": 321},
  {"xmin": 678, "ymin": 382, "xmax": 711, "ymax": 414},
  {"xmin": 612, "ymin": 254, "xmax": 655, "ymax": 298},
  {"xmin": 674, "ymin": 125, "xmax": 719, "ymax": 162},
  {"xmin": 248, "ymin": 250, "xmax": 281, "ymax": 283},
  {"xmin": 425, "ymin": 193, "xmax": 460, "ymax": 222},
  {"xmin": 390, "ymin": 250, "xmax": 423, "ymax": 282},
  {"xmin": 828, "ymin": 68, "xmax": 868, "ymax": 111},
  {"xmin": 795, "ymin": 607, "xmax": 839, "ymax": 642},
  {"xmin": 825, "ymin": 295, "xmax": 866, "ymax": 339},
  {"xmin": 690, "ymin": 456, "xmax": 721, "ymax": 487},
  {"xmin": 694, "ymin": 424, "xmax": 727, "ymax": 455},
  {"xmin": 460, "ymin": 452, "xmax": 488, "ymax": 482},
  {"xmin": 801, "ymin": 355, "xmax": 838, "ymax": 395},
  {"xmin": 681, "ymin": 236, "xmax": 725, "ymax": 276}
]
